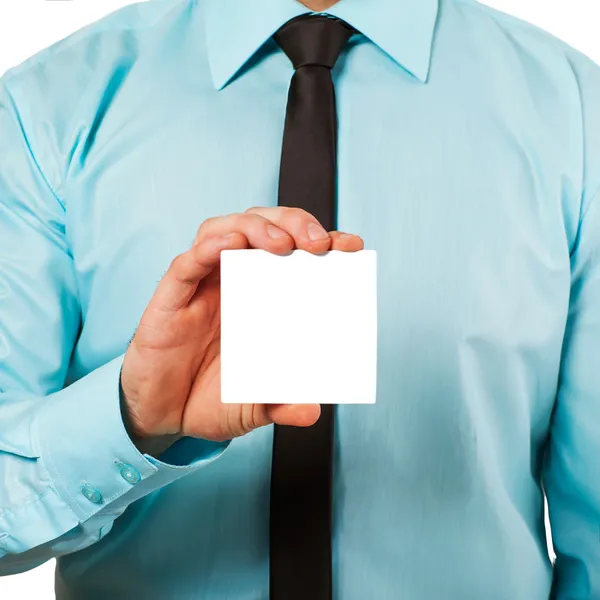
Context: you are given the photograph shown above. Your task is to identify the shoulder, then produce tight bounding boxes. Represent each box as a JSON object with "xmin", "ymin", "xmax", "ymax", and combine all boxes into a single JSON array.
[
  {"xmin": 1, "ymin": 0, "xmax": 195, "ymax": 100},
  {"xmin": 2, "ymin": 0, "xmax": 191, "ymax": 85},
  {"xmin": 450, "ymin": 0, "xmax": 600, "ymax": 78},
  {"xmin": 450, "ymin": 0, "xmax": 600, "ymax": 197},
  {"xmin": 0, "ymin": 0, "xmax": 196, "ymax": 199}
]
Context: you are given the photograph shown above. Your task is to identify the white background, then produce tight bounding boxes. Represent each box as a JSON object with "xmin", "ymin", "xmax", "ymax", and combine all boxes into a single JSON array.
[{"xmin": 0, "ymin": 0, "xmax": 597, "ymax": 597}]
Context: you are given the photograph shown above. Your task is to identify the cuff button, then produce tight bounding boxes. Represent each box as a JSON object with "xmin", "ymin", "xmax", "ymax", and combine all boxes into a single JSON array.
[
  {"xmin": 119, "ymin": 464, "xmax": 141, "ymax": 485},
  {"xmin": 81, "ymin": 483, "xmax": 103, "ymax": 504}
]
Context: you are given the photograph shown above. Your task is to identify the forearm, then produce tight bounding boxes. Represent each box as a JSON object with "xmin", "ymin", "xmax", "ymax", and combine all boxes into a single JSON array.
[{"xmin": 1, "ymin": 357, "xmax": 227, "ymax": 574}]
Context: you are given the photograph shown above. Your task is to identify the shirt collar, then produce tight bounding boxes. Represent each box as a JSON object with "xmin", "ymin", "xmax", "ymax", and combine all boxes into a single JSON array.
[{"xmin": 204, "ymin": 0, "xmax": 440, "ymax": 90}]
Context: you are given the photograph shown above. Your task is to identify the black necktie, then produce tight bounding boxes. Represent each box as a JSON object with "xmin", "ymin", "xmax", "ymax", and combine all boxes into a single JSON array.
[{"xmin": 270, "ymin": 15, "xmax": 354, "ymax": 600}]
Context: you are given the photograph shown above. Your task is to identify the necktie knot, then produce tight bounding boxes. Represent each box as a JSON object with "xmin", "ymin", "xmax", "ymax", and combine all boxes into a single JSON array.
[{"xmin": 275, "ymin": 15, "xmax": 355, "ymax": 70}]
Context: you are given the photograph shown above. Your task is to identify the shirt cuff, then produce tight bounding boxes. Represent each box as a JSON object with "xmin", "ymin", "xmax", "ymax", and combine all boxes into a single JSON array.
[{"xmin": 35, "ymin": 354, "xmax": 229, "ymax": 522}]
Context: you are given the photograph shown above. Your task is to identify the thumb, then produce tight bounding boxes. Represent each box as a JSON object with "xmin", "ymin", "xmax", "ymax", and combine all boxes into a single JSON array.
[{"xmin": 267, "ymin": 404, "xmax": 321, "ymax": 428}]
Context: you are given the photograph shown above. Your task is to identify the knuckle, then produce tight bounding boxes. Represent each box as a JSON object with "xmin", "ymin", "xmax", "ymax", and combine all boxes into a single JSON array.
[
  {"xmin": 279, "ymin": 206, "xmax": 298, "ymax": 217},
  {"xmin": 292, "ymin": 206, "xmax": 312, "ymax": 218},
  {"xmin": 227, "ymin": 213, "xmax": 248, "ymax": 231},
  {"xmin": 233, "ymin": 212, "xmax": 250, "ymax": 224},
  {"xmin": 198, "ymin": 216, "xmax": 219, "ymax": 231},
  {"xmin": 237, "ymin": 212, "xmax": 264, "ymax": 230},
  {"xmin": 169, "ymin": 252, "xmax": 187, "ymax": 271},
  {"xmin": 194, "ymin": 218, "xmax": 216, "ymax": 243},
  {"xmin": 282, "ymin": 206, "xmax": 316, "ymax": 225},
  {"xmin": 196, "ymin": 213, "xmax": 242, "ymax": 242},
  {"xmin": 289, "ymin": 211, "xmax": 311, "ymax": 229}
]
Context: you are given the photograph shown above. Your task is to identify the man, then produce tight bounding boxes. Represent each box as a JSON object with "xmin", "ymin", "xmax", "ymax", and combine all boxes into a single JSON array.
[{"xmin": 0, "ymin": 0, "xmax": 599, "ymax": 598}]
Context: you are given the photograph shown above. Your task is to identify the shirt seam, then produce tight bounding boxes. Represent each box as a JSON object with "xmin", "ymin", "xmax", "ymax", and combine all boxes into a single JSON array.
[
  {"xmin": 1, "ymin": 78, "xmax": 84, "ymax": 385},
  {"xmin": 146, "ymin": 448, "xmax": 227, "ymax": 472},
  {"xmin": 580, "ymin": 180, "xmax": 600, "ymax": 224},
  {"xmin": 569, "ymin": 181, "xmax": 600, "ymax": 262}
]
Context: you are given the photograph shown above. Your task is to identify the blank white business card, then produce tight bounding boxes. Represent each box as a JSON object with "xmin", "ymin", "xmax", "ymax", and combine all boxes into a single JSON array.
[{"xmin": 220, "ymin": 249, "xmax": 377, "ymax": 405}]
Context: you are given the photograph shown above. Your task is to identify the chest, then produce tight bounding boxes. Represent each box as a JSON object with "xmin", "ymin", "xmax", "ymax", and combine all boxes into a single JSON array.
[{"xmin": 63, "ymin": 51, "xmax": 571, "ymax": 371}]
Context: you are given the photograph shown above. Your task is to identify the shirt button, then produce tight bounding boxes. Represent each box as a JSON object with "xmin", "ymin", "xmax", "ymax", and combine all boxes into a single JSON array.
[
  {"xmin": 119, "ymin": 464, "xmax": 141, "ymax": 485},
  {"xmin": 81, "ymin": 483, "xmax": 103, "ymax": 504}
]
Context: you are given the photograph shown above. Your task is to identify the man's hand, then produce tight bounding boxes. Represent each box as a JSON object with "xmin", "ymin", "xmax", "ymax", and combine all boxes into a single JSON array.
[{"xmin": 120, "ymin": 207, "xmax": 364, "ymax": 446}]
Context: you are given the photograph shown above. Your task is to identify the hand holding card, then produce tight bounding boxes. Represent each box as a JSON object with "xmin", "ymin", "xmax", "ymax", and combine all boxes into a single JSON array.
[{"xmin": 120, "ymin": 207, "xmax": 366, "ymax": 445}]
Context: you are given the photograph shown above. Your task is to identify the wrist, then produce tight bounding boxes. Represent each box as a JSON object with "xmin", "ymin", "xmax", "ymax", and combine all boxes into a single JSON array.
[
  {"xmin": 119, "ymin": 375, "xmax": 182, "ymax": 458},
  {"xmin": 130, "ymin": 432, "xmax": 183, "ymax": 458}
]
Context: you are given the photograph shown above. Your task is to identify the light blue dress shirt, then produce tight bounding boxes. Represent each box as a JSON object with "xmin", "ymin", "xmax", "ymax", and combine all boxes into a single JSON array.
[{"xmin": 1, "ymin": 0, "xmax": 600, "ymax": 598}]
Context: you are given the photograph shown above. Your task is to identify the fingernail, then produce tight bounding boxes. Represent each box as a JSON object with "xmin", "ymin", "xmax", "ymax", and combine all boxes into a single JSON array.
[
  {"xmin": 267, "ymin": 224, "xmax": 288, "ymax": 239},
  {"xmin": 308, "ymin": 223, "xmax": 329, "ymax": 241},
  {"xmin": 339, "ymin": 233, "xmax": 354, "ymax": 239}
]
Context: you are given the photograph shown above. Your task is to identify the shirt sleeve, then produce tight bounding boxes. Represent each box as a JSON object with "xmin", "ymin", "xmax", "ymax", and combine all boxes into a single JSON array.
[
  {"xmin": 0, "ymin": 78, "xmax": 229, "ymax": 576},
  {"xmin": 543, "ymin": 49, "xmax": 600, "ymax": 599},
  {"xmin": 544, "ymin": 188, "xmax": 600, "ymax": 597}
]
